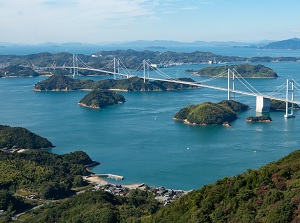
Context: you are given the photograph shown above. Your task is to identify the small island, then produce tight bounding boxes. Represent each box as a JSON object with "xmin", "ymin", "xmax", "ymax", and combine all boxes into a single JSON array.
[
  {"xmin": 174, "ymin": 100, "xmax": 249, "ymax": 126},
  {"xmin": 187, "ymin": 64, "xmax": 278, "ymax": 78},
  {"xmin": 0, "ymin": 125, "xmax": 54, "ymax": 150},
  {"xmin": 246, "ymin": 116, "xmax": 272, "ymax": 122},
  {"xmin": 34, "ymin": 74, "xmax": 199, "ymax": 92},
  {"xmin": 78, "ymin": 90, "xmax": 125, "ymax": 109}
]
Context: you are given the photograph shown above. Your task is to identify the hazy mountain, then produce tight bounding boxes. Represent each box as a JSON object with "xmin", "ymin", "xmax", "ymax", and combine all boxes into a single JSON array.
[
  {"xmin": 102, "ymin": 40, "xmax": 254, "ymax": 48},
  {"xmin": 261, "ymin": 38, "xmax": 300, "ymax": 49}
]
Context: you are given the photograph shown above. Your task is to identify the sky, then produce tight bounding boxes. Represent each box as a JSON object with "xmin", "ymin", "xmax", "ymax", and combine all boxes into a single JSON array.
[{"xmin": 0, "ymin": 0, "xmax": 300, "ymax": 44}]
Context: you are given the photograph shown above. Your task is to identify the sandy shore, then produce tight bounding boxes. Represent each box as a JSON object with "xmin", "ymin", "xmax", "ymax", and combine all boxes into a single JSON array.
[
  {"xmin": 85, "ymin": 175, "xmax": 141, "ymax": 189},
  {"xmin": 85, "ymin": 176, "xmax": 109, "ymax": 186}
]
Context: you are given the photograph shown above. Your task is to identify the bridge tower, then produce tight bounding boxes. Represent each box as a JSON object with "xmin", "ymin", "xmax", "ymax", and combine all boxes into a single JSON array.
[
  {"xmin": 113, "ymin": 58, "xmax": 121, "ymax": 80},
  {"xmin": 284, "ymin": 79, "xmax": 295, "ymax": 118},
  {"xmin": 227, "ymin": 69, "xmax": 235, "ymax": 100},
  {"xmin": 142, "ymin": 60, "xmax": 150, "ymax": 83},
  {"xmin": 72, "ymin": 54, "xmax": 79, "ymax": 77},
  {"xmin": 143, "ymin": 60, "xmax": 146, "ymax": 83}
]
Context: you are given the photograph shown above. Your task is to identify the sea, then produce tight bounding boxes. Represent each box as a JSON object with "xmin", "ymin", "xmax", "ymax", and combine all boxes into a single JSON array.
[{"xmin": 1, "ymin": 45, "xmax": 300, "ymax": 190}]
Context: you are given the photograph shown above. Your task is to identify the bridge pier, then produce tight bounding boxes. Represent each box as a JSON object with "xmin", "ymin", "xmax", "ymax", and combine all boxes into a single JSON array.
[{"xmin": 256, "ymin": 96, "xmax": 271, "ymax": 113}]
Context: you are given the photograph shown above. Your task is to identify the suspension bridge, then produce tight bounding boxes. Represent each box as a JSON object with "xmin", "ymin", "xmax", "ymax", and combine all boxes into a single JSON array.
[{"xmin": 33, "ymin": 54, "xmax": 300, "ymax": 118}]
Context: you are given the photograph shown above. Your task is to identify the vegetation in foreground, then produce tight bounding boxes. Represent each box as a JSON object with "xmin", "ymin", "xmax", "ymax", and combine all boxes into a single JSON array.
[
  {"xmin": 174, "ymin": 100, "xmax": 249, "ymax": 126},
  {"xmin": 0, "ymin": 150, "xmax": 94, "ymax": 220},
  {"xmin": 144, "ymin": 149, "xmax": 300, "ymax": 223},
  {"xmin": 25, "ymin": 189, "xmax": 160, "ymax": 223},
  {"xmin": 3, "ymin": 148, "xmax": 300, "ymax": 222}
]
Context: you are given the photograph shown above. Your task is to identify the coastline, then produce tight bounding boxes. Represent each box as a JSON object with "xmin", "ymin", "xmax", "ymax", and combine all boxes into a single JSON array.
[{"xmin": 85, "ymin": 175, "xmax": 141, "ymax": 190}]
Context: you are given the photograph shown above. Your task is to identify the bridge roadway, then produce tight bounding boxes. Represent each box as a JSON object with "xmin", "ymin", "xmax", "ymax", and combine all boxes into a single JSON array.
[
  {"xmin": 143, "ymin": 77, "xmax": 300, "ymax": 105},
  {"xmin": 38, "ymin": 66, "xmax": 300, "ymax": 105}
]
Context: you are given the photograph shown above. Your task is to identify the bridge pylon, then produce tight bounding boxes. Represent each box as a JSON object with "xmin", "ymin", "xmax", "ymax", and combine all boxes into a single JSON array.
[
  {"xmin": 72, "ymin": 54, "xmax": 79, "ymax": 77},
  {"xmin": 284, "ymin": 79, "xmax": 295, "ymax": 118},
  {"xmin": 113, "ymin": 57, "xmax": 121, "ymax": 80},
  {"xmin": 227, "ymin": 69, "xmax": 235, "ymax": 100},
  {"xmin": 143, "ymin": 60, "xmax": 146, "ymax": 83}
]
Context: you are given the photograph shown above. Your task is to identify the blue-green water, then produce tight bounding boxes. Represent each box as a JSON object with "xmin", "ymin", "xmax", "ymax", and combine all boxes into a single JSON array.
[{"xmin": 1, "ymin": 49, "xmax": 300, "ymax": 190}]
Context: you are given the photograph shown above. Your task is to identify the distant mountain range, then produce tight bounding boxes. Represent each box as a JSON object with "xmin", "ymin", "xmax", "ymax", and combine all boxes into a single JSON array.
[
  {"xmin": 121, "ymin": 38, "xmax": 300, "ymax": 50},
  {"xmin": 1, "ymin": 38, "xmax": 299, "ymax": 51},
  {"xmin": 100, "ymin": 40, "xmax": 273, "ymax": 48}
]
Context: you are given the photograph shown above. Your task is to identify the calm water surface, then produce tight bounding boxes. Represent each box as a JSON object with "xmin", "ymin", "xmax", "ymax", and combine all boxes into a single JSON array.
[{"xmin": 1, "ymin": 48, "xmax": 300, "ymax": 190}]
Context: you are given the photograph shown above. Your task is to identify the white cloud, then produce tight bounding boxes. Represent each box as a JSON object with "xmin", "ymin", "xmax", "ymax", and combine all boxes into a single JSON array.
[{"xmin": 0, "ymin": 0, "xmax": 158, "ymax": 43}]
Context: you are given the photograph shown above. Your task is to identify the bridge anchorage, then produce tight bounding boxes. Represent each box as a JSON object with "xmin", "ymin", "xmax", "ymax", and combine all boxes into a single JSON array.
[{"xmin": 41, "ymin": 54, "xmax": 300, "ymax": 118}]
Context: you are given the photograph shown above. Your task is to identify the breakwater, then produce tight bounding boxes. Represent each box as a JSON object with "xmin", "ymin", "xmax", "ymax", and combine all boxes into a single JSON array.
[{"xmin": 95, "ymin": 174, "xmax": 124, "ymax": 180}]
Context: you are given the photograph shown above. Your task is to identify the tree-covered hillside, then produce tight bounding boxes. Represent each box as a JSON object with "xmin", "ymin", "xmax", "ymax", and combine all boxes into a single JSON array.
[
  {"xmin": 145, "ymin": 149, "xmax": 300, "ymax": 223},
  {"xmin": 25, "ymin": 189, "xmax": 160, "ymax": 223},
  {"xmin": 0, "ymin": 125, "xmax": 53, "ymax": 149},
  {"xmin": 0, "ymin": 65, "xmax": 39, "ymax": 77},
  {"xmin": 34, "ymin": 74, "xmax": 94, "ymax": 91},
  {"xmin": 0, "ymin": 150, "xmax": 94, "ymax": 216},
  {"xmin": 4, "ymin": 148, "xmax": 300, "ymax": 222}
]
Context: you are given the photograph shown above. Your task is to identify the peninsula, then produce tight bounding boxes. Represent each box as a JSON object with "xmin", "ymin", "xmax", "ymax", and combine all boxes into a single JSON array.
[
  {"xmin": 0, "ymin": 65, "xmax": 39, "ymax": 78},
  {"xmin": 270, "ymin": 99, "xmax": 300, "ymax": 111},
  {"xmin": 0, "ymin": 125, "xmax": 54, "ymax": 150},
  {"xmin": 187, "ymin": 64, "xmax": 278, "ymax": 78},
  {"xmin": 78, "ymin": 90, "xmax": 125, "ymax": 109}
]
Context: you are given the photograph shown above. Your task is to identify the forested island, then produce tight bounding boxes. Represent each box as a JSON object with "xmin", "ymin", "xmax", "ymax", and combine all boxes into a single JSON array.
[
  {"xmin": 187, "ymin": 64, "xmax": 278, "ymax": 78},
  {"xmin": 34, "ymin": 74, "xmax": 199, "ymax": 92},
  {"xmin": 78, "ymin": 90, "xmax": 125, "ymax": 109},
  {"xmin": 174, "ymin": 100, "xmax": 249, "ymax": 126}
]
